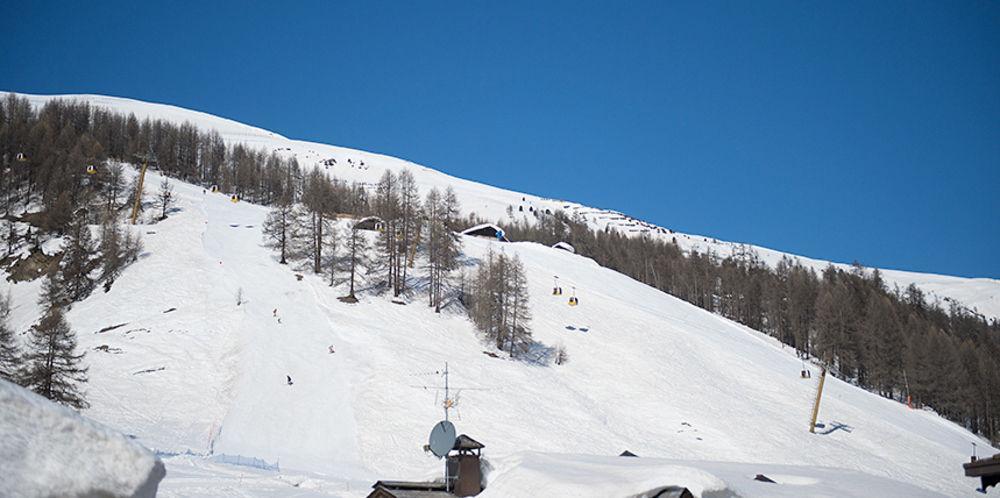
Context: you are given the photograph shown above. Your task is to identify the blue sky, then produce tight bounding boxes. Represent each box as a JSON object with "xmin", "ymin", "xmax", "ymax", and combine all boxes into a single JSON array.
[{"xmin": 2, "ymin": 1, "xmax": 997, "ymax": 278}]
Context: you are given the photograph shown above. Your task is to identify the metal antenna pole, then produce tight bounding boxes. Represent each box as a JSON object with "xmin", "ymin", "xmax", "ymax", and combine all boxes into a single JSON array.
[
  {"xmin": 444, "ymin": 362, "xmax": 450, "ymax": 493},
  {"xmin": 444, "ymin": 362, "xmax": 450, "ymax": 421}
]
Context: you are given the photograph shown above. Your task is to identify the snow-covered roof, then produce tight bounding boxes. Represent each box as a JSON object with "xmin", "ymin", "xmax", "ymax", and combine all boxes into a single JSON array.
[
  {"xmin": 480, "ymin": 452, "xmax": 943, "ymax": 498},
  {"xmin": 353, "ymin": 216, "xmax": 384, "ymax": 231},
  {"xmin": 461, "ymin": 223, "xmax": 509, "ymax": 242},
  {"xmin": 552, "ymin": 241, "xmax": 575, "ymax": 253}
]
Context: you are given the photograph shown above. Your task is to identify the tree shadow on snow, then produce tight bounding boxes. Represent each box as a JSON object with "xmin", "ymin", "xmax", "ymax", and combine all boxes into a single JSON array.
[
  {"xmin": 815, "ymin": 420, "xmax": 853, "ymax": 436},
  {"xmin": 521, "ymin": 340, "xmax": 557, "ymax": 366}
]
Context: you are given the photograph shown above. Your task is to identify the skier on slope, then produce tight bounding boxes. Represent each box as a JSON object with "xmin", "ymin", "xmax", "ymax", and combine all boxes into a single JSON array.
[{"xmin": 286, "ymin": 375, "xmax": 293, "ymax": 385}]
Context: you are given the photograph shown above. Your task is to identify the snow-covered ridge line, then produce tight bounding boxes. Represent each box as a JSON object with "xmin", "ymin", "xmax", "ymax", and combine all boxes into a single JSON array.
[
  {"xmin": 11, "ymin": 91, "xmax": 999, "ymax": 320},
  {"xmin": 12, "ymin": 91, "xmax": 286, "ymax": 142}
]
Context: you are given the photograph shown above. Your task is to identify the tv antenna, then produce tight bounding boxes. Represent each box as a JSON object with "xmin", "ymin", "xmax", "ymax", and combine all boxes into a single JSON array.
[
  {"xmin": 414, "ymin": 362, "xmax": 489, "ymax": 494},
  {"xmin": 409, "ymin": 362, "xmax": 489, "ymax": 421}
]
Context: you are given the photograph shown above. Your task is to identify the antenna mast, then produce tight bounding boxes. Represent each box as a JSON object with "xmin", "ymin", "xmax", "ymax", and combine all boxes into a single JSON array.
[{"xmin": 443, "ymin": 362, "xmax": 450, "ymax": 421}]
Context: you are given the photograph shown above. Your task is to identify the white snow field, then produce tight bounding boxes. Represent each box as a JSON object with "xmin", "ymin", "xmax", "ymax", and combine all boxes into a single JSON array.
[
  {"xmin": 1, "ymin": 170, "xmax": 994, "ymax": 497},
  {"xmin": 10, "ymin": 91, "xmax": 1000, "ymax": 321},
  {"xmin": 479, "ymin": 452, "xmax": 948, "ymax": 497},
  {"xmin": 1, "ymin": 92, "xmax": 997, "ymax": 496},
  {"xmin": 0, "ymin": 379, "xmax": 165, "ymax": 497}
]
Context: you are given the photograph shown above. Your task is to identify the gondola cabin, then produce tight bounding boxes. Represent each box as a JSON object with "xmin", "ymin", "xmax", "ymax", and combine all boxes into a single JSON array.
[
  {"xmin": 86, "ymin": 165, "xmax": 97, "ymax": 175},
  {"xmin": 230, "ymin": 194, "xmax": 240, "ymax": 203},
  {"xmin": 210, "ymin": 184, "xmax": 219, "ymax": 193},
  {"xmin": 15, "ymin": 152, "xmax": 27, "ymax": 162}
]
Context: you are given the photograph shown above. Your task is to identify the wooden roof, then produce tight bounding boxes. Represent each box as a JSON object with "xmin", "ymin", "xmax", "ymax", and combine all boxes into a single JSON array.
[
  {"xmin": 367, "ymin": 480, "xmax": 453, "ymax": 498},
  {"xmin": 372, "ymin": 480, "xmax": 446, "ymax": 491},
  {"xmin": 964, "ymin": 453, "xmax": 1000, "ymax": 477}
]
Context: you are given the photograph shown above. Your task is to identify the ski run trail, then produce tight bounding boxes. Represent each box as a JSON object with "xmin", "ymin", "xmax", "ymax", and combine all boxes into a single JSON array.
[{"xmin": 1, "ymin": 92, "xmax": 997, "ymax": 497}]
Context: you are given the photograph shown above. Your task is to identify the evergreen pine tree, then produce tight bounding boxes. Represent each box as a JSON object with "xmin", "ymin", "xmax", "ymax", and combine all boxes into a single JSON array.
[
  {"xmin": 505, "ymin": 254, "xmax": 532, "ymax": 356},
  {"xmin": 61, "ymin": 213, "xmax": 98, "ymax": 302},
  {"xmin": 21, "ymin": 306, "xmax": 89, "ymax": 409},
  {"xmin": 0, "ymin": 291, "xmax": 19, "ymax": 382},
  {"xmin": 38, "ymin": 273, "xmax": 69, "ymax": 313},
  {"xmin": 374, "ymin": 170, "xmax": 400, "ymax": 293},
  {"xmin": 341, "ymin": 226, "xmax": 370, "ymax": 300},
  {"xmin": 262, "ymin": 194, "xmax": 295, "ymax": 264},
  {"xmin": 155, "ymin": 177, "xmax": 174, "ymax": 220}
]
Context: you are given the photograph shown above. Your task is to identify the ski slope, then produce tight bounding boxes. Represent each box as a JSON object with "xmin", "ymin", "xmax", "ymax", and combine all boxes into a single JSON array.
[
  {"xmin": 9, "ymin": 91, "xmax": 1000, "ymax": 321},
  {"xmin": 2, "ymin": 170, "xmax": 993, "ymax": 496}
]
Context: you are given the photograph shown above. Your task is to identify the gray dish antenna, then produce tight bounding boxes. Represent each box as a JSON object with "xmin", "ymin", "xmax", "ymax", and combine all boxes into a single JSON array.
[{"xmin": 428, "ymin": 420, "xmax": 456, "ymax": 458}]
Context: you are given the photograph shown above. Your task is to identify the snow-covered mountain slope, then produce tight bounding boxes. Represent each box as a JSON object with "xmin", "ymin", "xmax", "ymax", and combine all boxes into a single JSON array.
[
  {"xmin": 10, "ymin": 91, "xmax": 1000, "ymax": 321},
  {"xmin": 3, "ymin": 171, "xmax": 993, "ymax": 496}
]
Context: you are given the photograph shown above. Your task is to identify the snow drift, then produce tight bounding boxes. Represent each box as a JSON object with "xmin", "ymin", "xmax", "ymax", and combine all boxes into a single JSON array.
[
  {"xmin": 0, "ymin": 379, "xmax": 165, "ymax": 498},
  {"xmin": 480, "ymin": 452, "xmax": 949, "ymax": 498}
]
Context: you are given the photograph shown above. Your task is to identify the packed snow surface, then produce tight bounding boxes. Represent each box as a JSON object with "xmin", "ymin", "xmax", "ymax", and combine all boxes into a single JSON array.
[
  {"xmin": 1, "ymin": 170, "xmax": 993, "ymax": 497},
  {"xmin": 480, "ymin": 452, "xmax": 949, "ymax": 498},
  {"xmin": 0, "ymin": 379, "xmax": 165, "ymax": 497},
  {"xmin": 11, "ymin": 91, "xmax": 1000, "ymax": 320}
]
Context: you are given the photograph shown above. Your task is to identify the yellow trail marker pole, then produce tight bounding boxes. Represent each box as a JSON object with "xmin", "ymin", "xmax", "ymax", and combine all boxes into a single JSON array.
[
  {"xmin": 809, "ymin": 365, "xmax": 828, "ymax": 433},
  {"xmin": 129, "ymin": 160, "xmax": 149, "ymax": 225}
]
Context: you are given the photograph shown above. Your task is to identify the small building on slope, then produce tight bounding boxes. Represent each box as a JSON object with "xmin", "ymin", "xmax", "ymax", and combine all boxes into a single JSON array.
[
  {"xmin": 354, "ymin": 216, "xmax": 385, "ymax": 232},
  {"xmin": 367, "ymin": 434, "xmax": 486, "ymax": 498},
  {"xmin": 367, "ymin": 481, "xmax": 451, "ymax": 498},
  {"xmin": 461, "ymin": 223, "xmax": 508, "ymax": 242},
  {"xmin": 552, "ymin": 241, "xmax": 575, "ymax": 253},
  {"xmin": 964, "ymin": 453, "xmax": 1000, "ymax": 492}
]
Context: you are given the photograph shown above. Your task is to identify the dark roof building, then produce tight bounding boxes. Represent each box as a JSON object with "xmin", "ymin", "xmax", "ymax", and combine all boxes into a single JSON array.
[
  {"xmin": 964, "ymin": 453, "xmax": 1000, "ymax": 491},
  {"xmin": 367, "ymin": 481, "xmax": 452, "ymax": 498},
  {"xmin": 552, "ymin": 241, "xmax": 575, "ymax": 253},
  {"xmin": 354, "ymin": 216, "xmax": 385, "ymax": 232},
  {"xmin": 461, "ymin": 223, "xmax": 508, "ymax": 242},
  {"xmin": 368, "ymin": 434, "xmax": 486, "ymax": 498}
]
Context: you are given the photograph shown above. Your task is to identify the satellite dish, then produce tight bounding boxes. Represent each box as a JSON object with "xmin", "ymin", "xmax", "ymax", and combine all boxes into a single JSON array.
[{"xmin": 428, "ymin": 420, "xmax": 456, "ymax": 458}]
